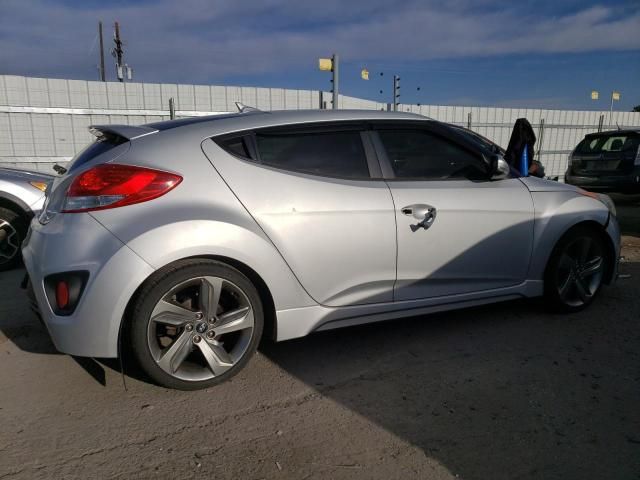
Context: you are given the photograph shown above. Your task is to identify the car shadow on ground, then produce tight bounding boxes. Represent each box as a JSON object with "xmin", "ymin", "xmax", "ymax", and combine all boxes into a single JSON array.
[
  {"xmin": 257, "ymin": 258, "xmax": 640, "ymax": 479},
  {"xmin": 1, "ymin": 199, "xmax": 638, "ymax": 479}
]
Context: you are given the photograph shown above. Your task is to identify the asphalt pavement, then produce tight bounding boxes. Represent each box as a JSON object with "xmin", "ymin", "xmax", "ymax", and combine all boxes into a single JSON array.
[{"xmin": 1, "ymin": 197, "xmax": 638, "ymax": 480}]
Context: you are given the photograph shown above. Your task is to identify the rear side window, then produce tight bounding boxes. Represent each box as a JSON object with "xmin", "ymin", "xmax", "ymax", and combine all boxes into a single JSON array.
[
  {"xmin": 216, "ymin": 136, "xmax": 252, "ymax": 159},
  {"xmin": 67, "ymin": 134, "xmax": 127, "ymax": 173},
  {"xmin": 255, "ymin": 131, "xmax": 369, "ymax": 179},
  {"xmin": 378, "ymin": 129, "xmax": 486, "ymax": 180},
  {"xmin": 576, "ymin": 135, "xmax": 640, "ymax": 154}
]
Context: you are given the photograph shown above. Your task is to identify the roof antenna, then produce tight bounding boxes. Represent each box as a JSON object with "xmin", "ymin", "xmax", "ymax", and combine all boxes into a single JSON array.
[
  {"xmin": 235, "ymin": 102, "xmax": 261, "ymax": 113},
  {"xmin": 616, "ymin": 122, "xmax": 621, "ymax": 131}
]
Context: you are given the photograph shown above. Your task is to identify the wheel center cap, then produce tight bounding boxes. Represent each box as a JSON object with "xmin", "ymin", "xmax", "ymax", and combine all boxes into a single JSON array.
[{"xmin": 195, "ymin": 322, "xmax": 208, "ymax": 334}]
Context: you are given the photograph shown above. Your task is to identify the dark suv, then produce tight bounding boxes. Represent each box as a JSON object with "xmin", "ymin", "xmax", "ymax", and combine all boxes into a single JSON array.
[{"xmin": 565, "ymin": 129, "xmax": 640, "ymax": 193}]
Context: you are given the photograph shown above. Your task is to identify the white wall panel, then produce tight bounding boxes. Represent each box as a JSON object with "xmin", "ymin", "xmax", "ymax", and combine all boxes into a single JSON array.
[
  {"xmin": 143, "ymin": 83, "xmax": 163, "ymax": 110},
  {"xmin": 2, "ymin": 75, "xmax": 640, "ymax": 175},
  {"xmin": 47, "ymin": 79, "xmax": 70, "ymax": 107},
  {"xmin": 5, "ymin": 76, "xmax": 28, "ymax": 105},
  {"xmin": 26, "ymin": 77, "xmax": 50, "ymax": 107}
]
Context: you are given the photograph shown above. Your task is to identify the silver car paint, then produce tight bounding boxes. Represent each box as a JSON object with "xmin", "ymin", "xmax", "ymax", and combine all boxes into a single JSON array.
[
  {"xmin": 0, "ymin": 167, "xmax": 52, "ymax": 214},
  {"xmin": 387, "ymin": 178, "xmax": 534, "ymax": 300},
  {"xmin": 22, "ymin": 110, "xmax": 620, "ymax": 358},
  {"xmin": 201, "ymin": 139, "xmax": 397, "ymax": 306},
  {"xmin": 22, "ymin": 212, "xmax": 154, "ymax": 357}
]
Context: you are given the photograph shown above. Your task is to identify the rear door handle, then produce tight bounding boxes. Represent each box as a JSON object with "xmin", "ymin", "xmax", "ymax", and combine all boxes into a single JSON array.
[{"xmin": 401, "ymin": 204, "xmax": 437, "ymax": 231}]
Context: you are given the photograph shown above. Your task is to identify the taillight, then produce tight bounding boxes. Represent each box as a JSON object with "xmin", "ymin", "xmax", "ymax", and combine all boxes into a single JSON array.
[
  {"xmin": 62, "ymin": 164, "xmax": 182, "ymax": 213},
  {"xmin": 56, "ymin": 281, "xmax": 69, "ymax": 309}
]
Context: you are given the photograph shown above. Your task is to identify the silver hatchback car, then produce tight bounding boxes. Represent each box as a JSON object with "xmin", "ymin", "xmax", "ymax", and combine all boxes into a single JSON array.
[{"xmin": 23, "ymin": 110, "xmax": 620, "ymax": 390}]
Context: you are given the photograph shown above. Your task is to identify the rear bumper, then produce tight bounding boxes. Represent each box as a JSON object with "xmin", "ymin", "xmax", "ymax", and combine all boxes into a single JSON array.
[
  {"xmin": 565, "ymin": 169, "xmax": 640, "ymax": 193},
  {"xmin": 22, "ymin": 213, "xmax": 154, "ymax": 358}
]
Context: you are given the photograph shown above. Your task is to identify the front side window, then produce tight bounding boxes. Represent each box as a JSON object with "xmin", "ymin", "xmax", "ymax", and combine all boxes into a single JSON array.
[
  {"xmin": 378, "ymin": 129, "xmax": 486, "ymax": 180},
  {"xmin": 255, "ymin": 131, "xmax": 369, "ymax": 179}
]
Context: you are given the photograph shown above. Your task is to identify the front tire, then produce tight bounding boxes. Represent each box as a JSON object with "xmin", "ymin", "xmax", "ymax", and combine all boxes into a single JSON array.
[
  {"xmin": 0, "ymin": 206, "xmax": 27, "ymax": 272},
  {"xmin": 128, "ymin": 259, "xmax": 264, "ymax": 390},
  {"xmin": 544, "ymin": 226, "xmax": 607, "ymax": 313}
]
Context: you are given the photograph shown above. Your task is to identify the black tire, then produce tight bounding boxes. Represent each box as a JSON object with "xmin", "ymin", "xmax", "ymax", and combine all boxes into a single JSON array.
[
  {"xmin": 127, "ymin": 259, "xmax": 264, "ymax": 390},
  {"xmin": 544, "ymin": 225, "xmax": 608, "ymax": 313},
  {"xmin": 0, "ymin": 206, "xmax": 28, "ymax": 272}
]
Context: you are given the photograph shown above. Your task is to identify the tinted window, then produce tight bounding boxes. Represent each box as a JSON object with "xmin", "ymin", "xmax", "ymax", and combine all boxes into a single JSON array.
[
  {"xmin": 576, "ymin": 134, "xmax": 639, "ymax": 154},
  {"xmin": 67, "ymin": 134, "xmax": 127, "ymax": 173},
  {"xmin": 256, "ymin": 131, "xmax": 369, "ymax": 178},
  {"xmin": 451, "ymin": 126, "xmax": 505, "ymax": 154},
  {"xmin": 216, "ymin": 136, "xmax": 251, "ymax": 159},
  {"xmin": 378, "ymin": 130, "xmax": 486, "ymax": 179}
]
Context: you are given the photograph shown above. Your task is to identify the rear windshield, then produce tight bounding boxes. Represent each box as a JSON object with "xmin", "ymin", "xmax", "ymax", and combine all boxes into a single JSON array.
[
  {"xmin": 67, "ymin": 134, "xmax": 128, "ymax": 173},
  {"xmin": 576, "ymin": 134, "xmax": 639, "ymax": 154}
]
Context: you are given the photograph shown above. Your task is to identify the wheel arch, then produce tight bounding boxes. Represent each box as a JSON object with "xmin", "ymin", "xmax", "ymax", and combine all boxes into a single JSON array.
[
  {"xmin": 121, "ymin": 254, "xmax": 278, "ymax": 351},
  {"xmin": 544, "ymin": 219, "xmax": 616, "ymax": 285},
  {"xmin": 0, "ymin": 192, "xmax": 33, "ymax": 224}
]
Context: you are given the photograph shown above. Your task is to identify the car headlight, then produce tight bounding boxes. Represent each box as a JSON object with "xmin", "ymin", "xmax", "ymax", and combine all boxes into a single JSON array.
[{"xmin": 577, "ymin": 188, "xmax": 616, "ymax": 217}]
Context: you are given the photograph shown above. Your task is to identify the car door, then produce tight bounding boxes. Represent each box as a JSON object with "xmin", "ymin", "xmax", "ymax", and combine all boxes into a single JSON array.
[
  {"xmin": 372, "ymin": 123, "xmax": 534, "ymax": 301},
  {"xmin": 201, "ymin": 123, "xmax": 397, "ymax": 307}
]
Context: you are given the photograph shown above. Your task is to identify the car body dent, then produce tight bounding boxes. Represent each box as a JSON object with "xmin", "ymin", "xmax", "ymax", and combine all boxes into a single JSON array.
[{"xmin": 201, "ymin": 139, "xmax": 397, "ymax": 307}]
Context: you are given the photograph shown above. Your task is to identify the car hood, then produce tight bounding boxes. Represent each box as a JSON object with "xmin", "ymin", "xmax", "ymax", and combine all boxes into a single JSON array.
[
  {"xmin": 0, "ymin": 167, "xmax": 54, "ymax": 184},
  {"xmin": 518, "ymin": 176, "xmax": 581, "ymax": 193}
]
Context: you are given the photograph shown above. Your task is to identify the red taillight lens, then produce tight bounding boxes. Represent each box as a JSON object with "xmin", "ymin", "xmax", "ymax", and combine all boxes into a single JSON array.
[
  {"xmin": 56, "ymin": 281, "xmax": 69, "ymax": 309},
  {"xmin": 62, "ymin": 164, "xmax": 182, "ymax": 212}
]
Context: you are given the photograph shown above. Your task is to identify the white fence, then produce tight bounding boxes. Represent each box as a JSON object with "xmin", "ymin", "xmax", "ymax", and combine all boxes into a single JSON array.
[{"xmin": 1, "ymin": 75, "xmax": 639, "ymax": 178}]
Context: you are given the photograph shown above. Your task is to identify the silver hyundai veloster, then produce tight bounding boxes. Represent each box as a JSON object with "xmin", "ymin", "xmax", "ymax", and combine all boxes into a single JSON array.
[{"xmin": 22, "ymin": 109, "xmax": 620, "ymax": 390}]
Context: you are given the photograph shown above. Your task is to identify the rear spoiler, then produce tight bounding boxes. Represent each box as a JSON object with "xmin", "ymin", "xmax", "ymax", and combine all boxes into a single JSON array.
[{"xmin": 89, "ymin": 124, "xmax": 159, "ymax": 141}]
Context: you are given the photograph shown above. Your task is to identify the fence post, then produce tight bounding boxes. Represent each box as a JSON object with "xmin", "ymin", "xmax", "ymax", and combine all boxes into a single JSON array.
[
  {"xmin": 169, "ymin": 97, "xmax": 175, "ymax": 120},
  {"xmin": 537, "ymin": 119, "xmax": 545, "ymax": 163},
  {"xmin": 467, "ymin": 112, "xmax": 472, "ymax": 129},
  {"xmin": 319, "ymin": 91, "xmax": 324, "ymax": 110}
]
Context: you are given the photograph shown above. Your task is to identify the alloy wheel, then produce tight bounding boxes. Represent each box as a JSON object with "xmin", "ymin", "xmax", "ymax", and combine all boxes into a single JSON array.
[
  {"xmin": 0, "ymin": 219, "xmax": 20, "ymax": 265},
  {"xmin": 555, "ymin": 235, "xmax": 604, "ymax": 308},
  {"xmin": 146, "ymin": 276, "xmax": 255, "ymax": 382}
]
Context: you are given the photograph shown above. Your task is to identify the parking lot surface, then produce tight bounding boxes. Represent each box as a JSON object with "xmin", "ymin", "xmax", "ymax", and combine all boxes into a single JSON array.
[{"xmin": 1, "ymin": 196, "xmax": 639, "ymax": 480}]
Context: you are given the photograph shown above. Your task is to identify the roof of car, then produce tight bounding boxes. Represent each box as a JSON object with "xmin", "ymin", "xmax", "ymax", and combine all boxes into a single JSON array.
[
  {"xmin": 586, "ymin": 128, "xmax": 640, "ymax": 136},
  {"xmin": 145, "ymin": 109, "xmax": 430, "ymax": 135}
]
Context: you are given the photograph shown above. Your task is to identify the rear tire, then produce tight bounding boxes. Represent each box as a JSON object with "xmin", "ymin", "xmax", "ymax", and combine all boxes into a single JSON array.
[
  {"xmin": 0, "ymin": 206, "xmax": 27, "ymax": 272},
  {"xmin": 127, "ymin": 259, "xmax": 263, "ymax": 390},
  {"xmin": 544, "ymin": 226, "xmax": 607, "ymax": 313}
]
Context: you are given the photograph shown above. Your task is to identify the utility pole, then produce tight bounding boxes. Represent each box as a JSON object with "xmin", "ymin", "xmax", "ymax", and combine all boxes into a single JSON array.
[
  {"xmin": 98, "ymin": 21, "xmax": 106, "ymax": 82},
  {"xmin": 393, "ymin": 75, "xmax": 400, "ymax": 111},
  {"xmin": 331, "ymin": 53, "xmax": 339, "ymax": 110},
  {"xmin": 112, "ymin": 21, "xmax": 125, "ymax": 82}
]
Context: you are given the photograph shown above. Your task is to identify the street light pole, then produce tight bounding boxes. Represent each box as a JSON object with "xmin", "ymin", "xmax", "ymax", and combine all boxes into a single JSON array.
[{"xmin": 331, "ymin": 53, "xmax": 339, "ymax": 110}]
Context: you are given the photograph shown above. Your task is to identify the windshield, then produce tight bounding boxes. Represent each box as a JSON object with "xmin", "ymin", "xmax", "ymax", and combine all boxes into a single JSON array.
[{"xmin": 576, "ymin": 134, "xmax": 639, "ymax": 154}]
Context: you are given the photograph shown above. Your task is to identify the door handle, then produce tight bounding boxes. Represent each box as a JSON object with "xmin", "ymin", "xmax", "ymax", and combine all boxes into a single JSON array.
[{"xmin": 402, "ymin": 204, "xmax": 437, "ymax": 231}]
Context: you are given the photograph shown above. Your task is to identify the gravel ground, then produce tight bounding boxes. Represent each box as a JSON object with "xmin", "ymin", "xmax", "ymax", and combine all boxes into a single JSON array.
[{"xmin": 1, "ymin": 197, "xmax": 638, "ymax": 480}]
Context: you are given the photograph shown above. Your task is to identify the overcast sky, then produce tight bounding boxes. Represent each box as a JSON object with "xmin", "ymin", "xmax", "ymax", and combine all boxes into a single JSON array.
[{"xmin": 1, "ymin": 0, "xmax": 639, "ymax": 110}]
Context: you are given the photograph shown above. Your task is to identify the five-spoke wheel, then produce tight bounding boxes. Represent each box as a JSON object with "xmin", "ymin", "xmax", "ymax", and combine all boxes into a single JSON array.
[
  {"xmin": 129, "ymin": 260, "xmax": 263, "ymax": 390},
  {"xmin": 545, "ymin": 226, "xmax": 607, "ymax": 312}
]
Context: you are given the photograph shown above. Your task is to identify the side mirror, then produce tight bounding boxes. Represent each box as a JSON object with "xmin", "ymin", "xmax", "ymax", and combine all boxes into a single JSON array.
[{"xmin": 490, "ymin": 155, "xmax": 510, "ymax": 180}]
